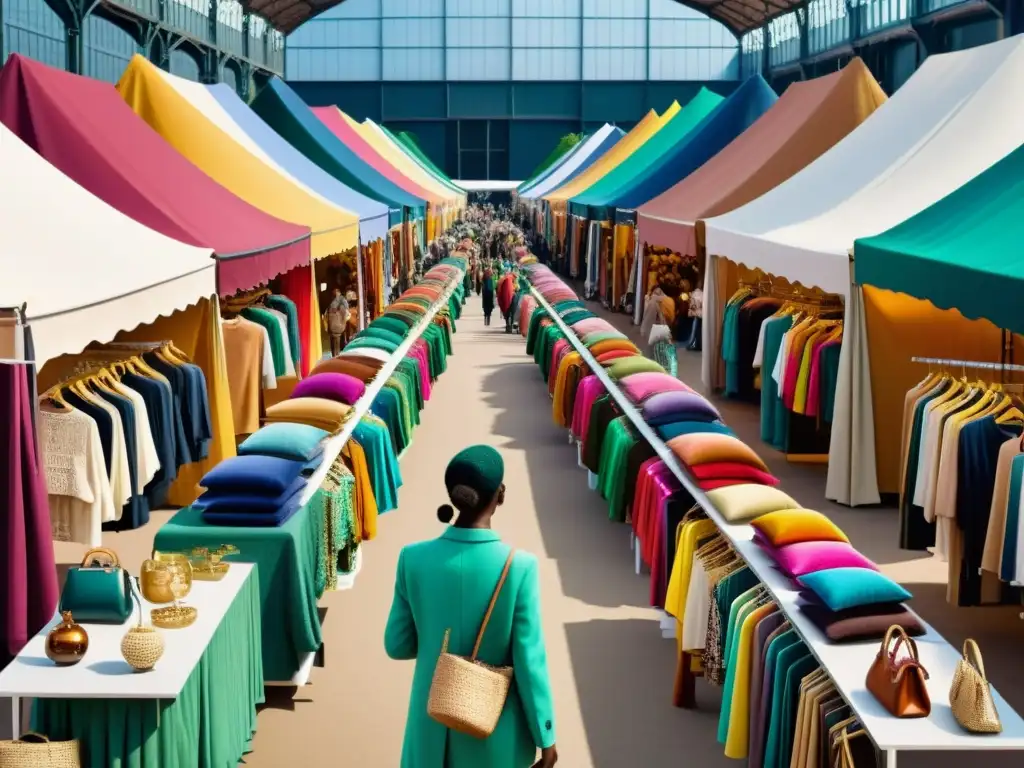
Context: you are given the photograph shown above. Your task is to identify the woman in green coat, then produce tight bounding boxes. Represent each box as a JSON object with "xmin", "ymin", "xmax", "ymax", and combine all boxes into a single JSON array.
[{"xmin": 385, "ymin": 445, "xmax": 559, "ymax": 768}]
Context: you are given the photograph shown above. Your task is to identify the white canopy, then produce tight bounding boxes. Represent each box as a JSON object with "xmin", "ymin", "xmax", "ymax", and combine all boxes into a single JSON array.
[
  {"xmin": 0, "ymin": 123, "xmax": 215, "ymax": 366},
  {"xmin": 699, "ymin": 35, "xmax": 1024, "ymax": 508},
  {"xmin": 703, "ymin": 35, "xmax": 1024, "ymax": 297},
  {"xmin": 520, "ymin": 125, "xmax": 622, "ymax": 200}
]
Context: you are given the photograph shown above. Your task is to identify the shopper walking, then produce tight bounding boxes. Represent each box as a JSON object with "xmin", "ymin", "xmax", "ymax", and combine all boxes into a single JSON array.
[
  {"xmin": 481, "ymin": 267, "xmax": 496, "ymax": 326},
  {"xmin": 325, "ymin": 287, "xmax": 349, "ymax": 356},
  {"xmin": 384, "ymin": 445, "xmax": 558, "ymax": 768}
]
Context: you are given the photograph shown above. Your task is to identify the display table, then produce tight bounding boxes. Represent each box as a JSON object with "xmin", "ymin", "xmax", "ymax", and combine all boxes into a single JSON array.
[
  {"xmin": 154, "ymin": 496, "xmax": 326, "ymax": 684},
  {"xmin": 531, "ymin": 287, "xmax": 1024, "ymax": 766},
  {"xmin": 0, "ymin": 564, "xmax": 263, "ymax": 767}
]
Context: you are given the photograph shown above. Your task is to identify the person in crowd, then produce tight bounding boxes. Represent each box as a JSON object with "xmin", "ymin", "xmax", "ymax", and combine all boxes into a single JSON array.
[
  {"xmin": 498, "ymin": 271, "xmax": 516, "ymax": 333},
  {"xmin": 384, "ymin": 445, "xmax": 558, "ymax": 768},
  {"xmin": 482, "ymin": 265, "xmax": 496, "ymax": 326},
  {"xmin": 345, "ymin": 290, "xmax": 360, "ymax": 342},
  {"xmin": 640, "ymin": 285, "xmax": 675, "ymax": 355},
  {"xmin": 325, "ymin": 286, "xmax": 349, "ymax": 357}
]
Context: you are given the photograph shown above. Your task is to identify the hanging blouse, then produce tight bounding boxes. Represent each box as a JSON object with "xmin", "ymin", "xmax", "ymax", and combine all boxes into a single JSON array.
[{"xmin": 40, "ymin": 408, "xmax": 114, "ymax": 546}]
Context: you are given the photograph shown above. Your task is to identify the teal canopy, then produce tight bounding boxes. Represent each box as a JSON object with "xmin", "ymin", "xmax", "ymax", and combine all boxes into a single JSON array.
[{"xmin": 854, "ymin": 139, "xmax": 1024, "ymax": 333}]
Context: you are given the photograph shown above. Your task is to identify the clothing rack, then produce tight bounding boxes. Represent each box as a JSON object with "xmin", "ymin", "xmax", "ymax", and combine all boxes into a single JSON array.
[
  {"xmin": 911, "ymin": 356, "xmax": 1024, "ymax": 373},
  {"xmin": 530, "ymin": 286, "xmax": 1024, "ymax": 766}
]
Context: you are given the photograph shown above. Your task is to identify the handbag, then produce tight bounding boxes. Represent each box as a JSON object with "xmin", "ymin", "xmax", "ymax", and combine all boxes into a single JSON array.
[
  {"xmin": 427, "ymin": 549, "xmax": 516, "ymax": 738},
  {"xmin": 865, "ymin": 625, "xmax": 931, "ymax": 718},
  {"xmin": 949, "ymin": 638, "xmax": 1002, "ymax": 733},
  {"xmin": 0, "ymin": 732, "xmax": 80, "ymax": 767},
  {"xmin": 647, "ymin": 306, "xmax": 673, "ymax": 347},
  {"xmin": 58, "ymin": 547, "xmax": 133, "ymax": 624}
]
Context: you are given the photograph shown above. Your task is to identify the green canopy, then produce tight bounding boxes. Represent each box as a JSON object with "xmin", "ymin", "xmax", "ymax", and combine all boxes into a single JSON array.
[
  {"xmin": 525, "ymin": 135, "xmax": 585, "ymax": 186},
  {"xmin": 384, "ymin": 127, "xmax": 463, "ymax": 193},
  {"xmin": 854, "ymin": 141, "xmax": 1024, "ymax": 334},
  {"xmin": 569, "ymin": 88, "xmax": 724, "ymax": 213}
]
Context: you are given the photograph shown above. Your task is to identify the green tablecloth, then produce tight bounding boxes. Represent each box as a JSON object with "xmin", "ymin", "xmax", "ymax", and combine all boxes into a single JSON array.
[
  {"xmin": 153, "ymin": 494, "xmax": 323, "ymax": 682},
  {"xmin": 33, "ymin": 565, "xmax": 264, "ymax": 767}
]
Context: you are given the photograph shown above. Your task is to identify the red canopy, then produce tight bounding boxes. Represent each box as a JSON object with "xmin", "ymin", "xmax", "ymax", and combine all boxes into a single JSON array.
[{"xmin": 0, "ymin": 54, "xmax": 311, "ymax": 296}]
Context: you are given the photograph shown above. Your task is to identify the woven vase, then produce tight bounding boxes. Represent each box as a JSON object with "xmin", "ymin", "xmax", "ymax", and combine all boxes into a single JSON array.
[{"xmin": 120, "ymin": 626, "xmax": 164, "ymax": 672}]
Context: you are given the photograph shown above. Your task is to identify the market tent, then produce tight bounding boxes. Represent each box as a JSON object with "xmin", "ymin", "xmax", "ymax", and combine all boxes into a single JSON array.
[
  {"xmin": 569, "ymin": 88, "xmax": 724, "ymax": 213},
  {"xmin": 605, "ymin": 76, "xmax": 778, "ymax": 210},
  {"xmin": 308, "ymin": 106, "xmax": 442, "ymax": 204},
  {"xmin": 703, "ymin": 36, "xmax": 1024, "ymax": 298},
  {"xmin": 341, "ymin": 113, "xmax": 462, "ymax": 203},
  {"xmin": 116, "ymin": 55, "xmax": 360, "ymax": 258},
  {"xmin": 543, "ymin": 105, "xmax": 680, "ymax": 204},
  {"xmin": 519, "ymin": 125, "xmax": 624, "ymax": 199},
  {"xmin": 201, "ymin": 83, "xmax": 392, "ymax": 241},
  {"xmin": 0, "ymin": 122, "xmax": 216, "ymax": 366},
  {"xmin": 0, "ymin": 55, "xmax": 310, "ymax": 297},
  {"xmin": 854, "ymin": 139, "xmax": 1024, "ymax": 333},
  {"xmin": 698, "ymin": 35, "xmax": 1024, "ymax": 507},
  {"xmin": 374, "ymin": 122, "xmax": 465, "ymax": 196},
  {"xmin": 638, "ymin": 58, "xmax": 885, "ymax": 257},
  {"xmin": 249, "ymin": 78, "xmax": 430, "ymax": 211}
]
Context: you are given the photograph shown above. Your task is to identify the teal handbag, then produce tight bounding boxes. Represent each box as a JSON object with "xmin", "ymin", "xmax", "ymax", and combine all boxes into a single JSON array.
[{"xmin": 58, "ymin": 547, "xmax": 133, "ymax": 624}]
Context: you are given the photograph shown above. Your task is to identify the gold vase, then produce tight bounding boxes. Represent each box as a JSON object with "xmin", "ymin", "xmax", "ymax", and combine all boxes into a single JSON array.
[
  {"xmin": 45, "ymin": 611, "xmax": 89, "ymax": 666},
  {"xmin": 141, "ymin": 552, "xmax": 196, "ymax": 629}
]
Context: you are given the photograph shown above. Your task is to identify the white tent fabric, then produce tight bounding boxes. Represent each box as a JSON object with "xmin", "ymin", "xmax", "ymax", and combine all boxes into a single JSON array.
[
  {"xmin": 0, "ymin": 123, "xmax": 215, "ymax": 366},
  {"xmin": 155, "ymin": 70, "xmax": 388, "ymax": 245},
  {"xmin": 699, "ymin": 35, "xmax": 1024, "ymax": 507},
  {"xmin": 520, "ymin": 125, "xmax": 620, "ymax": 200}
]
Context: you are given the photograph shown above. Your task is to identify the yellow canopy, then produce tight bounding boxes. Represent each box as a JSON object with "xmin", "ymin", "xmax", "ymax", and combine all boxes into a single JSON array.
[
  {"xmin": 340, "ymin": 111, "xmax": 460, "ymax": 205},
  {"xmin": 545, "ymin": 105, "xmax": 681, "ymax": 203},
  {"xmin": 117, "ymin": 55, "xmax": 358, "ymax": 259}
]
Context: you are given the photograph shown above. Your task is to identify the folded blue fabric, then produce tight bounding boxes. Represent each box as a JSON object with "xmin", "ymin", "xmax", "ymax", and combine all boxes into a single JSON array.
[
  {"xmin": 238, "ymin": 423, "xmax": 329, "ymax": 462},
  {"xmin": 201, "ymin": 492, "xmax": 304, "ymax": 527},
  {"xmin": 200, "ymin": 455, "xmax": 307, "ymax": 495},
  {"xmin": 302, "ymin": 455, "xmax": 324, "ymax": 477},
  {"xmin": 192, "ymin": 477, "xmax": 307, "ymax": 514},
  {"xmin": 656, "ymin": 420, "xmax": 734, "ymax": 441}
]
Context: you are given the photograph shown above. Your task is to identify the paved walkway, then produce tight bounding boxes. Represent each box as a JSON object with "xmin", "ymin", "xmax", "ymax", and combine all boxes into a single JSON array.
[{"xmin": 243, "ymin": 300, "xmax": 731, "ymax": 767}]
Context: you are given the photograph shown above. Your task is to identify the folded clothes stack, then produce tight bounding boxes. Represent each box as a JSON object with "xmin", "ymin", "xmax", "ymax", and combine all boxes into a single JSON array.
[{"xmin": 195, "ymin": 449, "xmax": 322, "ymax": 527}]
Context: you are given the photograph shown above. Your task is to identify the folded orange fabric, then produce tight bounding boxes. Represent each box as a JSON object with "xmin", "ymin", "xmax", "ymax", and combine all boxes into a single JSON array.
[
  {"xmin": 588, "ymin": 338, "xmax": 640, "ymax": 358},
  {"xmin": 667, "ymin": 432, "xmax": 769, "ymax": 473},
  {"xmin": 265, "ymin": 397, "xmax": 351, "ymax": 431},
  {"xmin": 311, "ymin": 357, "xmax": 382, "ymax": 381}
]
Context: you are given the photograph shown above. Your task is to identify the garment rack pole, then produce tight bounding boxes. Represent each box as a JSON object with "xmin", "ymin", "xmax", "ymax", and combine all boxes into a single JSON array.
[{"xmin": 910, "ymin": 356, "xmax": 1024, "ymax": 372}]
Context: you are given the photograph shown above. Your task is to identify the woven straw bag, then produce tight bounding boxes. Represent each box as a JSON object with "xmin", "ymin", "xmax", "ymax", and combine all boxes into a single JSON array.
[
  {"xmin": 427, "ymin": 549, "xmax": 516, "ymax": 738},
  {"xmin": 0, "ymin": 732, "xmax": 80, "ymax": 767},
  {"xmin": 950, "ymin": 638, "xmax": 1002, "ymax": 733}
]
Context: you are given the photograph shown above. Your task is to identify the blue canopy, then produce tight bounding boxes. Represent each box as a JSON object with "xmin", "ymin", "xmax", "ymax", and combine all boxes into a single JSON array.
[
  {"xmin": 607, "ymin": 76, "xmax": 778, "ymax": 210},
  {"xmin": 206, "ymin": 83, "xmax": 399, "ymax": 237},
  {"xmin": 520, "ymin": 125, "xmax": 625, "ymax": 200}
]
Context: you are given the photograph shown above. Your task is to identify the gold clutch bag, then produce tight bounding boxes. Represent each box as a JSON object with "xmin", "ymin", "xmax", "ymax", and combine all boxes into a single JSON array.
[{"xmin": 949, "ymin": 638, "xmax": 1002, "ymax": 734}]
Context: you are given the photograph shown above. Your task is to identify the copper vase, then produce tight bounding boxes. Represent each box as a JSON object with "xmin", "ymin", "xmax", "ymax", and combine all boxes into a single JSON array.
[{"xmin": 45, "ymin": 611, "xmax": 89, "ymax": 666}]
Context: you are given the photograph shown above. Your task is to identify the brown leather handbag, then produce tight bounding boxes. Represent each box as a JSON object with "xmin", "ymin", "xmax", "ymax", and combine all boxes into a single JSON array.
[{"xmin": 865, "ymin": 625, "xmax": 931, "ymax": 718}]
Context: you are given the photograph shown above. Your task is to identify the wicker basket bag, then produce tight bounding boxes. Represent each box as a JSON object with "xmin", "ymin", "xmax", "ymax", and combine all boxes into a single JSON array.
[
  {"xmin": 0, "ymin": 732, "xmax": 80, "ymax": 767},
  {"xmin": 427, "ymin": 549, "xmax": 516, "ymax": 739},
  {"xmin": 950, "ymin": 638, "xmax": 1002, "ymax": 734}
]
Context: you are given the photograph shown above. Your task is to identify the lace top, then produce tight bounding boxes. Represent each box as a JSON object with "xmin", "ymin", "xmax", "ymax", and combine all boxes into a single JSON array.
[
  {"xmin": 40, "ymin": 408, "xmax": 98, "ymax": 503},
  {"xmin": 40, "ymin": 408, "xmax": 113, "ymax": 546}
]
